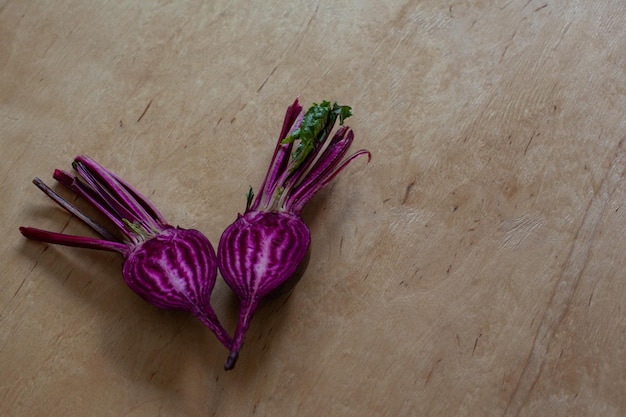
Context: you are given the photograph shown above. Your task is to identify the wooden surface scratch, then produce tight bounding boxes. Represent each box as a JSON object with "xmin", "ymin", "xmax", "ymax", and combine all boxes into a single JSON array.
[{"xmin": 504, "ymin": 137, "xmax": 626, "ymax": 417}]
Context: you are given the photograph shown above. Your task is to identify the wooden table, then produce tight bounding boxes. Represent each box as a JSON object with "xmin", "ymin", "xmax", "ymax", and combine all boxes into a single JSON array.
[{"xmin": 2, "ymin": 1, "xmax": 625, "ymax": 415}]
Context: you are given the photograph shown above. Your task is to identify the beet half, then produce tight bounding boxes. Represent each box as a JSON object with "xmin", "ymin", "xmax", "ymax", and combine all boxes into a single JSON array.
[
  {"xmin": 218, "ymin": 99, "xmax": 370, "ymax": 369},
  {"xmin": 19, "ymin": 156, "xmax": 231, "ymax": 348}
]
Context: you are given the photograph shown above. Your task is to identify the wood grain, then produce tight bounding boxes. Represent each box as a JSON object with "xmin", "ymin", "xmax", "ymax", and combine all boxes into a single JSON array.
[{"xmin": 1, "ymin": 1, "xmax": 625, "ymax": 416}]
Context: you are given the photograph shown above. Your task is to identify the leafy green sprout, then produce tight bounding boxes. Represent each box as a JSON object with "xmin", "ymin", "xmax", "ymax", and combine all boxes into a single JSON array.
[{"xmin": 281, "ymin": 101, "xmax": 352, "ymax": 172}]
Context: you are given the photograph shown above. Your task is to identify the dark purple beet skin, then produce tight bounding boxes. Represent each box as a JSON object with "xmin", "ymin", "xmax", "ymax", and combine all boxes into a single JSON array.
[
  {"xmin": 19, "ymin": 156, "xmax": 232, "ymax": 349},
  {"xmin": 218, "ymin": 98, "xmax": 370, "ymax": 369}
]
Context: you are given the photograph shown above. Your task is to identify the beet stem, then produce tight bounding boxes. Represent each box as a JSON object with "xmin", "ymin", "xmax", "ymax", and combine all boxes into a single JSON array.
[
  {"xmin": 33, "ymin": 177, "xmax": 118, "ymax": 241},
  {"xmin": 194, "ymin": 311, "xmax": 233, "ymax": 349},
  {"xmin": 19, "ymin": 226, "xmax": 128, "ymax": 253},
  {"xmin": 222, "ymin": 297, "xmax": 259, "ymax": 370}
]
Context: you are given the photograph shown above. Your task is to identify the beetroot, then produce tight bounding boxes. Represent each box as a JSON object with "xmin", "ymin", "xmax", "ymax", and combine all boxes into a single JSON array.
[
  {"xmin": 218, "ymin": 99, "xmax": 370, "ymax": 369},
  {"xmin": 19, "ymin": 156, "xmax": 231, "ymax": 348}
]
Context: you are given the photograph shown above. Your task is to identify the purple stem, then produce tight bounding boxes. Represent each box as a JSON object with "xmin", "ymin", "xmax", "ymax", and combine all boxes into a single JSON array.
[
  {"xmin": 224, "ymin": 296, "xmax": 260, "ymax": 370},
  {"xmin": 74, "ymin": 156, "xmax": 167, "ymax": 227},
  {"xmin": 282, "ymin": 126, "xmax": 353, "ymax": 210},
  {"xmin": 108, "ymin": 171, "xmax": 168, "ymax": 228},
  {"xmin": 32, "ymin": 177, "xmax": 118, "ymax": 242},
  {"xmin": 19, "ymin": 227, "xmax": 128, "ymax": 254},
  {"xmin": 251, "ymin": 99, "xmax": 304, "ymax": 211},
  {"xmin": 194, "ymin": 310, "xmax": 233, "ymax": 350},
  {"xmin": 73, "ymin": 159, "xmax": 156, "ymax": 232},
  {"xmin": 289, "ymin": 148, "xmax": 371, "ymax": 215},
  {"xmin": 280, "ymin": 114, "xmax": 338, "ymax": 199},
  {"xmin": 53, "ymin": 169, "xmax": 135, "ymax": 241}
]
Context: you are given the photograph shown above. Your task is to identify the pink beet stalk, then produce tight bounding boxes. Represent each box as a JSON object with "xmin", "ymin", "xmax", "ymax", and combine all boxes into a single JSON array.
[
  {"xmin": 20, "ymin": 156, "xmax": 231, "ymax": 349},
  {"xmin": 218, "ymin": 98, "xmax": 370, "ymax": 369}
]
